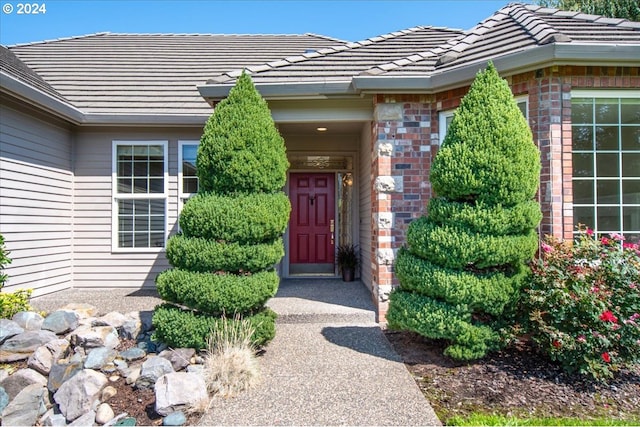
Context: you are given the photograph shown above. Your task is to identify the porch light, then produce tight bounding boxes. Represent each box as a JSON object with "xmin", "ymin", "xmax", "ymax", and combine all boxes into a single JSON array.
[{"xmin": 316, "ymin": 127, "xmax": 327, "ymax": 132}]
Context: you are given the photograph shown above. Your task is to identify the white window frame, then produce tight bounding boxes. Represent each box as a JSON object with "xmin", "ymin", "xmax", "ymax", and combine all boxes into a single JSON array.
[
  {"xmin": 178, "ymin": 140, "xmax": 200, "ymax": 213},
  {"xmin": 571, "ymin": 90, "xmax": 640, "ymax": 240},
  {"xmin": 111, "ymin": 140, "xmax": 168, "ymax": 252},
  {"xmin": 438, "ymin": 96, "xmax": 529, "ymax": 144}
]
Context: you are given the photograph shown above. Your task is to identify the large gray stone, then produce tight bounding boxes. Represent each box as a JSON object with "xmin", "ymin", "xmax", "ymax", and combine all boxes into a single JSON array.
[
  {"xmin": 0, "ymin": 383, "xmax": 47, "ymax": 426},
  {"xmin": 71, "ymin": 325, "xmax": 120, "ymax": 349},
  {"xmin": 0, "ymin": 330, "xmax": 58, "ymax": 362},
  {"xmin": 0, "ymin": 367, "xmax": 47, "ymax": 401},
  {"xmin": 28, "ymin": 338, "xmax": 70, "ymax": 375},
  {"xmin": 154, "ymin": 372, "xmax": 208, "ymax": 416},
  {"xmin": 42, "ymin": 310, "xmax": 80, "ymax": 334},
  {"xmin": 136, "ymin": 356, "xmax": 174, "ymax": 389},
  {"xmin": 12, "ymin": 311, "xmax": 44, "ymax": 330},
  {"xmin": 163, "ymin": 411, "xmax": 187, "ymax": 426},
  {"xmin": 54, "ymin": 369, "xmax": 108, "ymax": 422},
  {"xmin": 94, "ymin": 312, "xmax": 128, "ymax": 329},
  {"xmin": 159, "ymin": 348, "xmax": 195, "ymax": 372},
  {"xmin": 41, "ymin": 411, "xmax": 68, "ymax": 426},
  {"xmin": 48, "ymin": 360, "xmax": 83, "ymax": 392},
  {"xmin": 0, "ymin": 319, "xmax": 24, "ymax": 344},
  {"xmin": 96, "ymin": 402, "xmax": 115, "ymax": 424},
  {"xmin": 119, "ymin": 347, "xmax": 146, "ymax": 361},
  {"xmin": 0, "ymin": 386, "xmax": 8, "ymax": 413},
  {"xmin": 60, "ymin": 303, "xmax": 97, "ymax": 319},
  {"xmin": 68, "ymin": 410, "xmax": 95, "ymax": 426},
  {"xmin": 85, "ymin": 347, "xmax": 117, "ymax": 370}
]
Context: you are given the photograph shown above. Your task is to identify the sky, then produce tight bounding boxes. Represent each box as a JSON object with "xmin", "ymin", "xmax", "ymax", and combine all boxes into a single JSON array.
[{"xmin": 0, "ymin": 0, "xmax": 530, "ymax": 46}]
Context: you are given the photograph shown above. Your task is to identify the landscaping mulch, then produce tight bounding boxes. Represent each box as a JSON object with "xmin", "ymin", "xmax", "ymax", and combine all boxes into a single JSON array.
[{"xmin": 384, "ymin": 329, "xmax": 640, "ymax": 425}]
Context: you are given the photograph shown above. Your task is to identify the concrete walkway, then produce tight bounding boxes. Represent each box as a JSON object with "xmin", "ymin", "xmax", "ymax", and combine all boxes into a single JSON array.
[{"xmin": 31, "ymin": 279, "xmax": 441, "ymax": 426}]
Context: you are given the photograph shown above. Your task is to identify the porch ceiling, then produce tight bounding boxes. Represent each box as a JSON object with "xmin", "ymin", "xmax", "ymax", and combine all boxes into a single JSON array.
[{"xmin": 277, "ymin": 121, "xmax": 364, "ymax": 135}]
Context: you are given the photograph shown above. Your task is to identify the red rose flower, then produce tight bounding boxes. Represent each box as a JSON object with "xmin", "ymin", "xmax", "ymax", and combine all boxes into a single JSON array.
[
  {"xmin": 586, "ymin": 228, "xmax": 594, "ymax": 236},
  {"xmin": 599, "ymin": 310, "xmax": 618, "ymax": 323},
  {"xmin": 601, "ymin": 237, "xmax": 610, "ymax": 245},
  {"xmin": 601, "ymin": 352, "xmax": 611, "ymax": 363},
  {"xmin": 552, "ymin": 340, "xmax": 561, "ymax": 349}
]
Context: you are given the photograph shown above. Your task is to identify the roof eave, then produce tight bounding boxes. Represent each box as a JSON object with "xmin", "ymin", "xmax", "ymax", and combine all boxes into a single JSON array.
[
  {"xmin": 81, "ymin": 114, "xmax": 210, "ymax": 127},
  {"xmin": 198, "ymin": 80, "xmax": 356, "ymax": 101},
  {"xmin": 0, "ymin": 71, "xmax": 84, "ymax": 124}
]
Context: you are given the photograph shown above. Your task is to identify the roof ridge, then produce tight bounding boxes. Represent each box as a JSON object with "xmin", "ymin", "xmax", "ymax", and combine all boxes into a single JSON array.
[
  {"xmin": 524, "ymin": 2, "xmax": 640, "ymax": 29},
  {"xmin": 7, "ymin": 32, "xmax": 111, "ymax": 47},
  {"xmin": 205, "ymin": 26, "xmax": 458, "ymax": 84},
  {"xmin": 509, "ymin": 3, "xmax": 571, "ymax": 44}
]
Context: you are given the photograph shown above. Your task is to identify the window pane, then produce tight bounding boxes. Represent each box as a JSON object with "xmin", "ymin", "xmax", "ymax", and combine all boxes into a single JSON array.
[
  {"xmin": 621, "ymin": 99, "xmax": 640, "ymax": 125},
  {"xmin": 134, "ymin": 178, "xmax": 148, "ymax": 193},
  {"xmin": 623, "ymin": 180, "xmax": 640, "ymax": 204},
  {"xmin": 150, "ymin": 217, "xmax": 164, "ymax": 231},
  {"xmin": 597, "ymin": 206, "xmax": 620, "ymax": 231},
  {"xmin": 183, "ymin": 144, "xmax": 198, "ymax": 162},
  {"xmin": 148, "ymin": 145, "xmax": 164, "ymax": 157},
  {"xmin": 119, "ymin": 233, "xmax": 133, "ymax": 248},
  {"xmin": 517, "ymin": 100, "xmax": 527, "ymax": 118},
  {"xmin": 572, "ymin": 98, "xmax": 593, "ymax": 124},
  {"xmin": 622, "ymin": 153, "xmax": 640, "ymax": 177},
  {"xmin": 118, "ymin": 161, "xmax": 132, "ymax": 177},
  {"xmin": 149, "ymin": 177, "xmax": 164, "ymax": 193},
  {"xmin": 574, "ymin": 206, "xmax": 595, "ymax": 229},
  {"xmin": 573, "ymin": 180, "xmax": 594, "ymax": 204},
  {"xmin": 134, "ymin": 217, "xmax": 149, "ymax": 232},
  {"xmin": 134, "ymin": 233, "xmax": 149, "ymax": 248},
  {"xmin": 149, "ymin": 161, "xmax": 164, "ymax": 177},
  {"xmin": 133, "ymin": 160, "xmax": 149, "ymax": 177},
  {"xmin": 595, "ymin": 99, "xmax": 618, "ymax": 124},
  {"xmin": 150, "ymin": 200, "xmax": 165, "ymax": 215},
  {"xmin": 573, "ymin": 153, "xmax": 593, "ymax": 177},
  {"xmin": 118, "ymin": 178, "xmax": 132, "ymax": 193},
  {"xmin": 572, "ymin": 126, "xmax": 593, "ymax": 150},
  {"xmin": 623, "ymin": 207, "xmax": 640, "ymax": 234},
  {"xmin": 622, "ymin": 126, "xmax": 640, "ymax": 151},
  {"xmin": 595, "ymin": 126, "xmax": 619, "ymax": 150},
  {"xmin": 134, "ymin": 145, "xmax": 148, "ymax": 156},
  {"xmin": 119, "ymin": 216, "xmax": 133, "ymax": 231},
  {"xmin": 119, "ymin": 200, "xmax": 133, "ymax": 215},
  {"xmin": 596, "ymin": 153, "xmax": 619, "ymax": 177},
  {"xmin": 150, "ymin": 233, "xmax": 165, "ymax": 248},
  {"xmin": 596, "ymin": 180, "xmax": 619, "ymax": 204},
  {"xmin": 183, "ymin": 177, "xmax": 198, "ymax": 194},
  {"xmin": 117, "ymin": 145, "xmax": 133, "ymax": 158}
]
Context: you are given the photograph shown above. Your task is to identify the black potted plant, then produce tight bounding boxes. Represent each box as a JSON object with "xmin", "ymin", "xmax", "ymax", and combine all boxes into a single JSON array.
[{"xmin": 336, "ymin": 244, "xmax": 358, "ymax": 282}]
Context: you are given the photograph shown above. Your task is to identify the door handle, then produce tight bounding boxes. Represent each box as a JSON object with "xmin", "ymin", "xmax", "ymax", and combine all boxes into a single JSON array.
[
  {"xmin": 309, "ymin": 195, "xmax": 315, "ymax": 205},
  {"xmin": 330, "ymin": 219, "xmax": 334, "ymax": 244}
]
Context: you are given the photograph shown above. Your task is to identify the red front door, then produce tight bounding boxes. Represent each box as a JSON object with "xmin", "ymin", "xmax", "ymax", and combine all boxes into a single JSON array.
[{"xmin": 289, "ymin": 173, "xmax": 335, "ymax": 274}]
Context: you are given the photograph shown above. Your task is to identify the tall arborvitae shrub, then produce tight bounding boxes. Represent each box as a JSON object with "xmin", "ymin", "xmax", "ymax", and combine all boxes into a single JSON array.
[
  {"xmin": 152, "ymin": 72, "xmax": 290, "ymax": 349},
  {"xmin": 386, "ymin": 62, "xmax": 542, "ymax": 360}
]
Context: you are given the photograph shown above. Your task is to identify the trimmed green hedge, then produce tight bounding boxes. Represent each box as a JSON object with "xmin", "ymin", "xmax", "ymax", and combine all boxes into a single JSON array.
[
  {"xmin": 179, "ymin": 192, "xmax": 290, "ymax": 244},
  {"xmin": 407, "ymin": 217, "xmax": 538, "ymax": 269},
  {"xmin": 395, "ymin": 248, "xmax": 526, "ymax": 316},
  {"xmin": 152, "ymin": 304, "xmax": 277, "ymax": 350},
  {"xmin": 387, "ymin": 290, "xmax": 500, "ymax": 360},
  {"xmin": 156, "ymin": 269, "xmax": 278, "ymax": 316},
  {"xmin": 427, "ymin": 198, "xmax": 542, "ymax": 236},
  {"xmin": 166, "ymin": 235, "xmax": 284, "ymax": 274}
]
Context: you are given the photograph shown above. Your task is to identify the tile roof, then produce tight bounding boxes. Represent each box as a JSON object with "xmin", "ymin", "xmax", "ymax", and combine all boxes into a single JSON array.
[{"xmin": 7, "ymin": 33, "xmax": 346, "ymax": 116}]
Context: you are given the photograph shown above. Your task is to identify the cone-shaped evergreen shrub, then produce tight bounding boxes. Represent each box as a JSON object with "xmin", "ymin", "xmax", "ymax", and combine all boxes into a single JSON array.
[
  {"xmin": 387, "ymin": 62, "xmax": 542, "ymax": 360},
  {"xmin": 153, "ymin": 72, "xmax": 290, "ymax": 349}
]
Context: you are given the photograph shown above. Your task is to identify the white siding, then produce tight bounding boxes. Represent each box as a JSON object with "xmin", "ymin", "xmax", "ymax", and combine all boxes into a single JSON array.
[
  {"xmin": 358, "ymin": 123, "xmax": 373, "ymax": 291},
  {"xmin": 73, "ymin": 127, "xmax": 202, "ymax": 289},
  {"xmin": 0, "ymin": 105, "xmax": 73, "ymax": 296}
]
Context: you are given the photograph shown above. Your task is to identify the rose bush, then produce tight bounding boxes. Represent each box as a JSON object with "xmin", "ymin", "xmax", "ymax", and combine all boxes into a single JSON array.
[{"xmin": 522, "ymin": 225, "xmax": 640, "ymax": 381}]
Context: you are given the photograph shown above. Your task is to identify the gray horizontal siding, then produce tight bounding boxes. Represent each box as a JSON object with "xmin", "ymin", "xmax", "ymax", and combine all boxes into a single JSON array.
[
  {"xmin": 72, "ymin": 127, "xmax": 200, "ymax": 290},
  {"xmin": 0, "ymin": 105, "xmax": 73, "ymax": 296}
]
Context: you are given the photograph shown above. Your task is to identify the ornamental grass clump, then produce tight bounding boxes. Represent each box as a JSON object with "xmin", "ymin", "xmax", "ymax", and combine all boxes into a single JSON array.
[
  {"xmin": 386, "ymin": 62, "xmax": 542, "ymax": 360},
  {"xmin": 153, "ymin": 72, "xmax": 290, "ymax": 349},
  {"xmin": 522, "ymin": 225, "xmax": 640, "ymax": 381}
]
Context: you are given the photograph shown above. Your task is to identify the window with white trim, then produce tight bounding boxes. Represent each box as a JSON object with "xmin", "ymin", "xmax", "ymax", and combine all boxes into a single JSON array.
[
  {"xmin": 112, "ymin": 141, "xmax": 168, "ymax": 250},
  {"xmin": 178, "ymin": 141, "xmax": 200, "ymax": 216},
  {"xmin": 571, "ymin": 92, "xmax": 640, "ymax": 243},
  {"xmin": 439, "ymin": 96, "xmax": 529, "ymax": 144}
]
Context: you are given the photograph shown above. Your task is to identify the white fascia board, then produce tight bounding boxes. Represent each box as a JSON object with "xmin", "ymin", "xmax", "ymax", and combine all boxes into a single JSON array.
[
  {"xmin": 198, "ymin": 80, "xmax": 356, "ymax": 101},
  {"xmin": 0, "ymin": 71, "xmax": 84, "ymax": 124}
]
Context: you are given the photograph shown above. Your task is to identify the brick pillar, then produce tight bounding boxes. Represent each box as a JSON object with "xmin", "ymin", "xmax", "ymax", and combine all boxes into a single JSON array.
[{"xmin": 371, "ymin": 95, "xmax": 434, "ymax": 322}]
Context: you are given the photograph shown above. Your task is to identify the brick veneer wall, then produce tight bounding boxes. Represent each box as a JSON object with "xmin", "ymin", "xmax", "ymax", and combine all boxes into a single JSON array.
[{"xmin": 369, "ymin": 65, "xmax": 639, "ymax": 321}]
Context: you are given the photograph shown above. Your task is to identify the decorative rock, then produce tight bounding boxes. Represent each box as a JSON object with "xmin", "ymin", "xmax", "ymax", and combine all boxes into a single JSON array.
[
  {"xmin": 85, "ymin": 347, "xmax": 118, "ymax": 370},
  {"xmin": 109, "ymin": 374, "xmax": 120, "ymax": 382},
  {"xmin": 42, "ymin": 411, "xmax": 67, "ymax": 426},
  {"xmin": 114, "ymin": 359, "xmax": 129, "ymax": 375},
  {"xmin": 137, "ymin": 339, "xmax": 156, "ymax": 353},
  {"xmin": 154, "ymin": 372, "xmax": 208, "ymax": 416},
  {"xmin": 193, "ymin": 355, "xmax": 205, "ymax": 364},
  {"xmin": 163, "ymin": 411, "xmax": 187, "ymax": 426},
  {"xmin": 96, "ymin": 402, "xmax": 116, "ymax": 425},
  {"xmin": 136, "ymin": 311, "xmax": 154, "ymax": 334},
  {"xmin": 54, "ymin": 369, "xmax": 108, "ymax": 422},
  {"xmin": 0, "ymin": 367, "xmax": 47, "ymax": 401},
  {"xmin": 72, "ymin": 325, "xmax": 120, "ymax": 349},
  {"xmin": 101, "ymin": 385, "xmax": 117, "ymax": 401},
  {"xmin": 0, "ymin": 383, "xmax": 47, "ymax": 426},
  {"xmin": 186, "ymin": 364, "xmax": 204, "ymax": 375},
  {"xmin": 28, "ymin": 339, "xmax": 70, "ymax": 375},
  {"xmin": 120, "ymin": 347, "xmax": 146, "ymax": 361},
  {"xmin": 95, "ymin": 312, "xmax": 128, "ymax": 329},
  {"xmin": 0, "ymin": 319, "xmax": 24, "ymax": 343},
  {"xmin": 0, "ymin": 330, "xmax": 58, "ymax": 362},
  {"xmin": 159, "ymin": 348, "xmax": 195, "ymax": 371},
  {"xmin": 42, "ymin": 310, "xmax": 80, "ymax": 334},
  {"xmin": 60, "ymin": 303, "xmax": 97, "ymax": 319},
  {"xmin": 68, "ymin": 410, "xmax": 96, "ymax": 426},
  {"xmin": 125, "ymin": 365, "xmax": 141, "ymax": 385},
  {"xmin": 136, "ymin": 356, "xmax": 174, "ymax": 389},
  {"xmin": 0, "ymin": 386, "xmax": 8, "ymax": 413},
  {"xmin": 12, "ymin": 311, "xmax": 44, "ymax": 330},
  {"xmin": 113, "ymin": 417, "xmax": 136, "ymax": 426},
  {"xmin": 48, "ymin": 360, "xmax": 83, "ymax": 392},
  {"xmin": 0, "ymin": 369, "xmax": 8, "ymax": 382}
]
